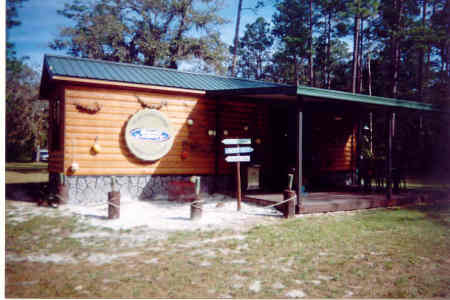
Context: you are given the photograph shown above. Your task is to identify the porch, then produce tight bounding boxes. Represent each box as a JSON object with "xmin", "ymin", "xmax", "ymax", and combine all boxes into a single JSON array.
[{"xmin": 244, "ymin": 190, "xmax": 418, "ymax": 214}]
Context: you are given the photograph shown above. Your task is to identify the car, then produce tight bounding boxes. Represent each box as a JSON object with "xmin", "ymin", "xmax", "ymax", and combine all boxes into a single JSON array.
[{"xmin": 39, "ymin": 149, "xmax": 49, "ymax": 162}]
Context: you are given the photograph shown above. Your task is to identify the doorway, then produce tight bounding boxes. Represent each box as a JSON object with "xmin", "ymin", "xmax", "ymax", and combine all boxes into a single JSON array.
[{"xmin": 268, "ymin": 106, "xmax": 297, "ymax": 191}]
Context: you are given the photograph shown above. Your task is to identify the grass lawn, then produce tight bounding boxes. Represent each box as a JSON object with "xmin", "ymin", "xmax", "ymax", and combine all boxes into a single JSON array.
[
  {"xmin": 5, "ymin": 199, "xmax": 450, "ymax": 298},
  {"xmin": 5, "ymin": 162, "xmax": 48, "ymax": 184}
]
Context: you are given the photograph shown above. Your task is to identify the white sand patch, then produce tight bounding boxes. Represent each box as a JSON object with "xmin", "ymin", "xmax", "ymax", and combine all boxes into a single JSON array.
[
  {"xmin": 317, "ymin": 275, "xmax": 333, "ymax": 281},
  {"xmin": 230, "ymin": 259, "xmax": 247, "ymax": 264},
  {"xmin": 279, "ymin": 266, "xmax": 293, "ymax": 273},
  {"xmin": 190, "ymin": 248, "xmax": 217, "ymax": 258},
  {"xmin": 144, "ymin": 258, "xmax": 159, "ymax": 264},
  {"xmin": 237, "ymin": 243, "xmax": 249, "ymax": 251},
  {"xmin": 219, "ymin": 248, "xmax": 240, "ymax": 255},
  {"xmin": 310, "ymin": 280, "xmax": 321, "ymax": 285},
  {"xmin": 344, "ymin": 291, "xmax": 354, "ymax": 297},
  {"xmin": 232, "ymin": 283, "xmax": 243, "ymax": 289},
  {"xmin": 286, "ymin": 289, "xmax": 306, "ymax": 298},
  {"xmin": 86, "ymin": 251, "xmax": 140, "ymax": 265},
  {"xmin": 70, "ymin": 231, "xmax": 112, "ymax": 239},
  {"xmin": 61, "ymin": 194, "xmax": 281, "ymax": 232},
  {"xmin": 199, "ymin": 261, "xmax": 212, "ymax": 267},
  {"xmin": 232, "ymin": 274, "xmax": 247, "ymax": 281},
  {"xmin": 6, "ymin": 253, "xmax": 77, "ymax": 264},
  {"xmin": 249, "ymin": 280, "xmax": 261, "ymax": 293},
  {"xmin": 272, "ymin": 282, "xmax": 285, "ymax": 289}
]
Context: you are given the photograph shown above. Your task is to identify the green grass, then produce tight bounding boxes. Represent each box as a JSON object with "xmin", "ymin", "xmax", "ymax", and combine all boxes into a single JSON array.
[
  {"xmin": 6, "ymin": 162, "xmax": 48, "ymax": 170},
  {"xmin": 5, "ymin": 198, "xmax": 450, "ymax": 298},
  {"xmin": 5, "ymin": 162, "xmax": 48, "ymax": 184}
]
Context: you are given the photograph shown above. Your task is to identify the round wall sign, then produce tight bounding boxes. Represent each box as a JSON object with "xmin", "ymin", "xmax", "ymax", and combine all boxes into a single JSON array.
[{"xmin": 125, "ymin": 109, "xmax": 174, "ymax": 161}]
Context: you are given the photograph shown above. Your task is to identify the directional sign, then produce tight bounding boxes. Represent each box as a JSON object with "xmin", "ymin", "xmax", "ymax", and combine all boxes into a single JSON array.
[
  {"xmin": 225, "ymin": 147, "xmax": 254, "ymax": 154},
  {"xmin": 225, "ymin": 155, "xmax": 250, "ymax": 162},
  {"xmin": 222, "ymin": 138, "xmax": 251, "ymax": 145}
]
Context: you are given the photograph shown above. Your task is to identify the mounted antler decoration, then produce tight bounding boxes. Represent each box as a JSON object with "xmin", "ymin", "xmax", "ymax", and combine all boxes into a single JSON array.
[
  {"xmin": 136, "ymin": 95, "xmax": 168, "ymax": 110},
  {"xmin": 74, "ymin": 101, "xmax": 102, "ymax": 114}
]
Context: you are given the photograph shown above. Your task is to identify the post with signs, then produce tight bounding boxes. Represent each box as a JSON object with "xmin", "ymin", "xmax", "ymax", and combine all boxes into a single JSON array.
[{"xmin": 222, "ymin": 138, "xmax": 253, "ymax": 211}]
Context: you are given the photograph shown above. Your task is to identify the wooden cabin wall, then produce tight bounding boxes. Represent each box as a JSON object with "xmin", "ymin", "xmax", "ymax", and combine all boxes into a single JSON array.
[
  {"xmin": 310, "ymin": 112, "xmax": 357, "ymax": 173},
  {"xmin": 216, "ymin": 100, "xmax": 269, "ymax": 175},
  {"xmin": 63, "ymin": 85, "xmax": 218, "ymax": 176},
  {"xmin": 48, "ymin": 86, "xmax": 65, "ymax": 173}
]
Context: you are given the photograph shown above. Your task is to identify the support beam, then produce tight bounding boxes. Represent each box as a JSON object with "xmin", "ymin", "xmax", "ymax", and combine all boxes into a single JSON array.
[
  {"xmin": 386, "ymin": 111, "xmax": 394, "ymax": 201},
  {"xmin": 295, "ymin": 96, "xmax": 304, "ymax": 213}
]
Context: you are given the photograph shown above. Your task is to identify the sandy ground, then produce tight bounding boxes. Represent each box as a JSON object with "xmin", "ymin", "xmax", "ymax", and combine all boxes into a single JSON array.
[
  {"xmin": 6, "ymin": 193, "xmax": 283, "ymax": 232},
  {"xmin": 66, "ymin": 193, "xmax": 283, "ymax": 231},
  {"xmin": 6, "ymin": 194, "xmax": 285, "ymax": 267}
]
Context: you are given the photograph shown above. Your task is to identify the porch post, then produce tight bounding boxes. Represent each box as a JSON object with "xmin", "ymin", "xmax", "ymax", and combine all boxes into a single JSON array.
[
  {"xmin": 295, "ymin": 96, "xmax": 304, "ymax": 214},
  {"xmin": 386, "ymin": 111, "xmax": 394, "ymax": 201}
]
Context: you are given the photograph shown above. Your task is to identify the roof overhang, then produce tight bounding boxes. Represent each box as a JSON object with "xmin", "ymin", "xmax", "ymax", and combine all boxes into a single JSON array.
[
  {"xmin": 208, "ymin": 84, "xmax": 447, "ymax": 113},
  {"xmin": 297, "ymin": 85, "xmax": 444, "ymax": 112}
]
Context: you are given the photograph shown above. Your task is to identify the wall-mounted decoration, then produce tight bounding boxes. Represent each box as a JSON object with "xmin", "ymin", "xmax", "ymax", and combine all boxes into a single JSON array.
[
  {"xmin": 136, "ymin": 95, "xmax": 168, "ymax": 110},
  {"xmin": 91, "ymin": 136, "xmax": 101, "ymax": 154},
  {"xmin": 74, "ymin": 100, "xmax": 102, "ymax": 114},
  {"xmin": 71, "ymin": 162, "xmax": 79, "ymax": 172},
  {"xmin": 125, "ymin": 109, "xmax": 174, "ymax": 161}
]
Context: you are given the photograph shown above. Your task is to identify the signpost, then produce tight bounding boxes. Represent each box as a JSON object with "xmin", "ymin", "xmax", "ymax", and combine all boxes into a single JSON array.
[
  {"xmin": 222, "ymin": 138, "xmax": 251, "ymax": 145},
  {"xmin": 225, "ymin": 155, "xmax": 250, "ymax": 162},
  {"xmin": 222, "ymin": 139, "xmax": 252, "ymax": 211},
  {"xmin": 225, "ymin": 147, "xmax": 254, "ymax": 155}
]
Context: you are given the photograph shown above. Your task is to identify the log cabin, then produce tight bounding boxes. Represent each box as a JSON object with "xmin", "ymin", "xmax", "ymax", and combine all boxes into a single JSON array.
[{"xmin": 39, "ymin": 55, "xmax": 442, "ymax": 209}]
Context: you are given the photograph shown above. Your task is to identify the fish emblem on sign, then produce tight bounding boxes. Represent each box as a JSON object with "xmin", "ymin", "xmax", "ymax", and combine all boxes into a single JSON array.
[
  {"xmin": 129, "ymin": 128, "xmax": 170, "ymax": 142},
  {"xmin": 125, "ymin": 109, "xmax": 175, "ymax": 161}
]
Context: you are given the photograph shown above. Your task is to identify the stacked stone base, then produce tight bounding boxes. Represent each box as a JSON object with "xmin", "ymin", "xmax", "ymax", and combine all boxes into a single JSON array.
[{"xmin": 56, "ymin": 173, "xmax": 233, "ymax": 205}]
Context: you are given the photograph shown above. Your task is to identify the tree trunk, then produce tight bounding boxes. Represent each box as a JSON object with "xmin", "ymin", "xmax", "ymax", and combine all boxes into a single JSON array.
[
  {"xmin": 308, "ymin": 0, "xmax": 314, "ymax": 86},
  {"xmin": 391, "ymin": 0, "xmax": 403, "ymax": 98},
  {"xmin": 325, "ymin": 11, "xmax": 332, "ymax": 89},
  {"xmin": 231, "ymin": 0, "xmax": 243, "ymax": 77},
  {"xmin": 418, "ymin": 0, "xmax": 427, "ymax": 100},
  {"xmin": 368, "ymin": 55, "xmax": 372, "ymax": 96},
  {"xmin": 358, "ymin": 18, "xmax": 364, "ymax": 93},
  {"xmin": 352, "ymin": 14, "xmax": 361, "ymax": 94}
]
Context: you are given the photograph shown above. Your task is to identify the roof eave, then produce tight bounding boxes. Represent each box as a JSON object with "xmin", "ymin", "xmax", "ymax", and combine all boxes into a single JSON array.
[{"xmin": 298, "ymin": 85, "xmax": 443, "ymax": 112}]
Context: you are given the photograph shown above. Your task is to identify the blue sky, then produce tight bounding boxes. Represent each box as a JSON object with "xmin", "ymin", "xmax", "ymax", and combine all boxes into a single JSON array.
[{"xmin": 7, "ymin": 0, "xmax": 276, "ymax": 72}]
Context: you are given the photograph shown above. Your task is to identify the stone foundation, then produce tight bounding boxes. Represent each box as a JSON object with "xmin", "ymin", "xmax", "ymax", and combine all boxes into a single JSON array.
[{"xmin": 60, "ymin": 174, "xmax": 233, "ymax": 205}]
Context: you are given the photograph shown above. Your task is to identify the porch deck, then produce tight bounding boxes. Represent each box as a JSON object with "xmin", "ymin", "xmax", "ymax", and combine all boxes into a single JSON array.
[{"xmin": 244, "ymin": 191, "xmax": 417, "ymax": 214}]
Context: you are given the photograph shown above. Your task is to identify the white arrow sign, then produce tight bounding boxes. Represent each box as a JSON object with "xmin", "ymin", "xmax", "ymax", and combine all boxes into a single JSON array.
[
  {"xmin": 222, "ymin": 138, "xmax": 251, "ymax": 145},
  {"xmin": 225, "ymin": 147, "xmax": 254, "ymax": 154},
  {"xmin": 225, "ymin": 155, "xmax": 250, "ymax": 162}
]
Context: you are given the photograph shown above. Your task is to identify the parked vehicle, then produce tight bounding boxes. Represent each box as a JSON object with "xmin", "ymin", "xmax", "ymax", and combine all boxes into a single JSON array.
[{"xmin": 39, "ymin": 149, "xmax": 49, "ymax": 161}]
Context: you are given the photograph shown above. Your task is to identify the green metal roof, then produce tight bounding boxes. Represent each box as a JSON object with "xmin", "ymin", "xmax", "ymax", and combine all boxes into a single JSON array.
[
  {"xmin": 40, "ymin": 55, "xmax": 446, "ymax": 113},
  {"xmin": 42, "ymin": 55, "xmax": 286, "ymax": 91},
  {"xmin": 297, "ymin": 85, "xmax": 443, "ymax": 112}
]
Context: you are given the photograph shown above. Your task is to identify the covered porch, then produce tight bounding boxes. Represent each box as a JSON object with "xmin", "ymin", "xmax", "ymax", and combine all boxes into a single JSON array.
[{"xmin": 209, "ymin": 85, "xmax": 446, "ymax": 214}]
